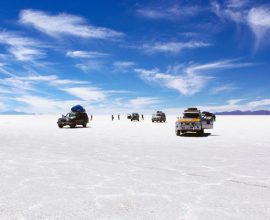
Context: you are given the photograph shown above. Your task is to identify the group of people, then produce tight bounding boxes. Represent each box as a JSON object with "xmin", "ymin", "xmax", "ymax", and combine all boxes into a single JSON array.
[
  {"xmin": 111, "ymin": 114, "xmax": 144, "ymax": 121},
  {"xmin": 111, "ymin": 114, "xmax": 120, "ymax": 121}
]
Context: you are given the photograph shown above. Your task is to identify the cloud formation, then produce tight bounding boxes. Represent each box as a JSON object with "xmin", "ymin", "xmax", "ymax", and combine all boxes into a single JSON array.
[
  {"xmin": 66, "ymin": 50, "xmax": 108, "ymax": 58},
  {"xmin": 211, "ymin": 1, "xmax": 270, "ymax": 49},
  {"xmin": 61, "ymin": 87, "xmax": 107, "ymax": 102},
  {"xmin": 143, "ymin": 41, "xmax": 210, "ymax": 54},
  {"xmin": 135, "ymin": 59, "xmax": 252, "ymax": 96},
  {"xmin": 19, "ymin": 9, "xmax": 124, "ymax": 39},
  {"xmin": 0, "ymin": 31, "xmax": 45, "ymax": 61},
  {"xmin": 198, "ymin": 98, "xmax": 270, "ymax": 112},
  {"xmin": 136, "ymin": 4, "xmax": 200, "ymax": 20},
  {"xmin": 128, "ymin": 97, "xmax": 162, "ymax": 109}
]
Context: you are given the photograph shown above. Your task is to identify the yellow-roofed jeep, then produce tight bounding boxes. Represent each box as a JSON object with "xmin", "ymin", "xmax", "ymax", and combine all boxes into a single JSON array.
[{"xmin": 175, "ymin": 108, "xmax": 214, "ymax": 136}]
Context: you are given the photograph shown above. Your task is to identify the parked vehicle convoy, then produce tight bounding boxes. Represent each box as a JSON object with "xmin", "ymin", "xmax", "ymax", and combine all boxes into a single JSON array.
[
  {"xmin": 57, "ymin": 105, "xmax": 89, "ymax": 128},
  {"xmin": 130, "ymin": 113, "xmax": 140, "ymax": 121},
  {"xmin": 152, "ymin": 111, "xmax": 166, "ymax": 122},
  {"xmin": 175, "ymin": 107, "xmax": 214, "ymax": 136}
]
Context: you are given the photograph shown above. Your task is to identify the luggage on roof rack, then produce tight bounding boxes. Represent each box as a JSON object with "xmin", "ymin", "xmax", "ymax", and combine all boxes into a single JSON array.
[
  {"xmin": 71, "ymin": 105, "xmax": 85, "ymax": 113},
  {"xmin": 187, "ymin": 107, "xmax": 198, "ymax": 111},
  {"xmin": 184, "ymin": 107, "xmax": 199, "ymax": 112}
]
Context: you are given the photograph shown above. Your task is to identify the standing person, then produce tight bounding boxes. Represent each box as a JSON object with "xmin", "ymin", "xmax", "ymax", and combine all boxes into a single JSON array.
[
  {"xmin": 112, "ymin": 114, "xmax": 114, "ymax": 121},
  {"xmin": 90, "ymin": 114, "xmax": 93, "ymax": 121},
  {"xmin": 142, "ymin": 114, "xmax": 144, "ymax": 120},
  {"xmin": 118, "ymin": 114, "xmax": 120, "ymax": 120}
]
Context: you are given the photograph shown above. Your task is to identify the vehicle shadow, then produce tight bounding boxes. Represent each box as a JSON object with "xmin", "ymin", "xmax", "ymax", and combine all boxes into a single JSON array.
[
  {"xmin": 180, "ymin": 132, "xmax": 211, "ymax": 137},
  {"xmin": 61, "ymin": 126, "xmax": 90, "ymax": 129}
]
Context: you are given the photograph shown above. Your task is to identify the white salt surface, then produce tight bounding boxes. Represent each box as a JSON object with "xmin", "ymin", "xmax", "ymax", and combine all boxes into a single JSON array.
[{"xmin": 0, "ymin": 115, "xmax": 270, "ymax": 220}]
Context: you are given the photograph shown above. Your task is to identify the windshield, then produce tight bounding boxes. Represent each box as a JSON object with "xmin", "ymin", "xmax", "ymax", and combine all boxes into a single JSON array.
[
  {"xmin": 183, "ymin": 113, "xmax": 200, "ymax": 118},
  {"xmin": 66, "ymin": 112, "xmax": 76, "ymax": 118}
]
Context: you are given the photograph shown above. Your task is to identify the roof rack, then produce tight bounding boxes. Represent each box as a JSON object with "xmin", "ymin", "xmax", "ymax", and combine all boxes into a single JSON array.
[{"xmin": 184, "ymin": 107, "xmax": 200, "ymax": 113}]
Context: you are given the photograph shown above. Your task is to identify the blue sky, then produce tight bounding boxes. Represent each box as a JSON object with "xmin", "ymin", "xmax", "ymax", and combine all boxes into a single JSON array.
[{"xmin": 0, "ymin": 0, "xmax": 269, "ymax": 114}]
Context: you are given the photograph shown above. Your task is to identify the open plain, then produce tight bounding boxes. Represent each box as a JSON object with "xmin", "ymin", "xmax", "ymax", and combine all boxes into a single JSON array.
[{"xmin": 0, "ymin": 115, "xmax": 270, "ymax": 220}]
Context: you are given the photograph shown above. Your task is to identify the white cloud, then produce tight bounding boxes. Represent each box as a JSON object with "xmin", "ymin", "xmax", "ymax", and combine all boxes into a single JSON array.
[
  {"xmin": 0, "ymin": 74, "xmax": 91, "ymax": 99},
  {"xmin": 15, "ymin": 95, "xmax": 84, "ymax": 114},
  {"xmin": 17, "ymin": 75, "xmax": 58, "ymax": 81},
  {"xmin": 143, "ymin": 41, "xmax": 210, "ymax": 54},
  {"xmin": 0, "ymin": 101, "xmax": 7, "ymax": 112},
  {"xmin": 113, "ymin": 61, "xmax": 135, "ymax": 72},
  {"xmin": 0, "ymin": 63, "xmax": 16, "ymax": 77},
  {"xmin": 211, "ymin": 84, "xmax": 238, "ymax": 94},
  {"xmin": 75, "ymin": 60, "xmax": 104, "ymax": 72},
  {"xmin": 228, "ymin": 99, "xmax": 244, "ymax": 105},
  {"xmin": 247, "ymin": 7, "xmax": 270, "ymax": 48},
  {"xmin": 61, "ymin": 87, "xmax": 107, "ymax": 102},
  {"xmin": 211, "ymin": 1, "xmax": 270, "ymax": 49},
  {"xmin": 186, "ymin": 59, "xmax": 253, "ymax": 73},
  {"xmin": 135, "ymin": 59, "xmax": 251, "ymax": 96},
  {"xmin": 0, "ymin": 31, "xmax": 45, "ymax": 61},
  {"xmin": 247, "ymin": 99, "xmax": 270, "ymax": 109},
  {"xmin": 136, "ymin": 5, "xmax": 200, "ymax": 20},
  {"xmin": 0, "ymin": 77, "xmax": 34, "ymax": 91},
  {"xmin": 211, "ymin": 1, "xmax": 247, "ymax": 23},
  {"xmin": 128, "ymin": 97, "xmax": 162, "ymax": 109},
  {"xmin": 20, "ymin": 9, "xmax": 124, "ymax": 39},
  {"xmin": 50, "ymin": 79, "xmax": 87, "ymax": 86},
  {"xmin": 114, "ymin": 61, "xmax": 135, "ymax": 68},
  {"xmin": 226, "ymin": 0, "xmax": 250, "ymax": 9},
  {"xmin": 66, "ymin": 50, "xmax": 108, "ymax": 58},
  {"xmin": 135, "ymin": 67, "xmax": 209, "ymax": 96},
  {"xmin": 198, "ymin": 98, "xmax": 270, "ymax": 112}
]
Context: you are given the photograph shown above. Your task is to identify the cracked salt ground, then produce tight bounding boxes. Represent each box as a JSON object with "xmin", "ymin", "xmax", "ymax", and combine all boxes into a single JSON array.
[{"xmin": 0, "ymin": 115, "xmax": 270, "ymax": 219}]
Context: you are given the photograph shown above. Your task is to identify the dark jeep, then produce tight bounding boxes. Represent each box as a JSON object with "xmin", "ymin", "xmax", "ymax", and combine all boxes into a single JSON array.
[
  {"xmin": 57, "ymin": 112, "xmax": 89, "ymax": 128},
  {"xmin": 130, "ymin": 113, "xmax": 140, "ymax": 121}
]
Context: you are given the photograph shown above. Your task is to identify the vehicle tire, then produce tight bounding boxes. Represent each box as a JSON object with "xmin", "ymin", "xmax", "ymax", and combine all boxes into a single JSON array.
[
  {"xmin": 152, "ymin": 120, "xmax": 154, "ymax": 122},
  {"xmin": 70, "ymin": 123, "xmax": 76, "ymax": 128},
  {"xmin": 82, "ymin": 123, "xmax": 87, "ymax": 127},
  {"xmin": 198, "ymin": 129, "xmax": 204, "ymax": 135},
  {"xmin": 176, "ymin": 130, "xmax": 181, "ymax": 136},
  {"xmin": 58, "ymin": 124, "xmax": 63, "ymax": 128}
]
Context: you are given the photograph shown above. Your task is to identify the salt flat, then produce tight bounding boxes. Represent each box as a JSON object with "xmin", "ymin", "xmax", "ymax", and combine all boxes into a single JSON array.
[{"xmin": 0, "ymin": 115, "xmax": 270, "ymax": 220}]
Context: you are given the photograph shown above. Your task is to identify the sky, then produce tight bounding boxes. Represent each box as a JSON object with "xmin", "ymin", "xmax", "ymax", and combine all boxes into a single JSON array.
[{"xmin": 0, "ymin": 0, "xmax": 269, "ymax": 114}]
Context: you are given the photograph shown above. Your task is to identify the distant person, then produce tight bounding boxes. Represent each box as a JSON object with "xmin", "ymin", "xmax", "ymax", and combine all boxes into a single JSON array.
[
  {"xmin": 90, "ymin": 114, "xmax": 93, "ymax": 121},
  {"xmin": 118, "ymin": 114, "xmax": 120, "ymax": 120},
  {"xmin": 141, "ymin": 114, "xmax": 144, "ymax": 120},
  {"xmin": 112, "ymin": 114, "xmax": 114, "ymax": 121},
  {"xmin": 213, "ymin": 114, "xmax": 216, "ymax": 121}
]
